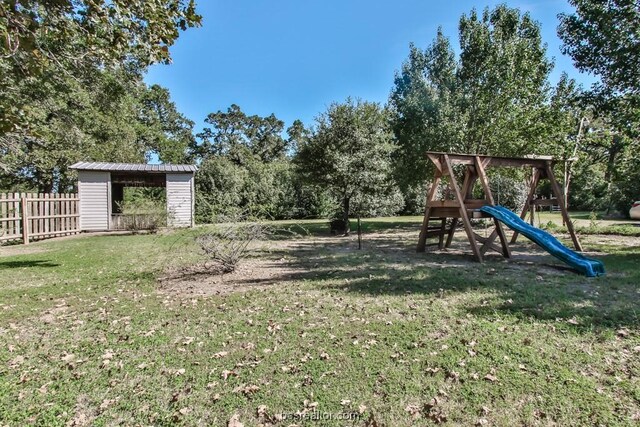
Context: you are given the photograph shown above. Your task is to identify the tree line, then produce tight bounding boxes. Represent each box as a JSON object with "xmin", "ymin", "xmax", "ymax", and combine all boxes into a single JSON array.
[{"xmin": 1, "ymin": 1, "xmax": 638, "ymax": 225}]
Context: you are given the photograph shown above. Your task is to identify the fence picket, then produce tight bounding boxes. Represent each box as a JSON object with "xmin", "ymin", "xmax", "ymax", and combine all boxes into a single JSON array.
[
  {"xmin": 29, "ymin": 193, "xmax": 34, "ymax": 241},
  {"xmin": 21, "ymin": 195, "xmax": 28, "ymax": 244},
  {"xmin": 53, "ymin": 193, "xmax": 58, "ymax": 236},
  {"xmin": 0, "ymin": 193, "xmax": 5, "ymax": 238},
  {"xmin": 0, "ymin": 192, "xmax": 80, "ymax": 244},
  {"xmin": 34, "ymin": 193, "xmax": 44, "ymax": 234},
  {"xmin": 62, "ymin": 193, "xmax": 67, "ymax": 234},
  {"xmin": 38, "ymin": 193, "xmax": 43, "ymax": 239},
  {"xmin": 14, "ymin": 193, "xmax": 19, "ymax": 238}
]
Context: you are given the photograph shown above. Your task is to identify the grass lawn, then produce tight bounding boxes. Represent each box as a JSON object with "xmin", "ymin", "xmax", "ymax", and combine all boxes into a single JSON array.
[{"xmin": 0, "ymin": 217, "xmax": 639, "ymax": 426}]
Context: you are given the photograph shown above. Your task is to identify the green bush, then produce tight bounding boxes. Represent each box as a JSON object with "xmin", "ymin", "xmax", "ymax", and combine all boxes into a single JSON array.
[
  {"xmin": 117, "ymin": 198, "xmax": 167, "ymax": 232},
  {"xmin": 194, "ymin": 156, "xmax": 337, "ymax": 224},
  {"xmin": 470, "ymin": 171, "xmax": 528, "ymax": 211}
]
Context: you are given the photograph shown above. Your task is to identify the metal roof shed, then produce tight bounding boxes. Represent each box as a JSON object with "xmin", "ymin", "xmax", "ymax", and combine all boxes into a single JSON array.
[{"xmin": 70, "ymin": 162, "xmax": 197, "ymax": 231}]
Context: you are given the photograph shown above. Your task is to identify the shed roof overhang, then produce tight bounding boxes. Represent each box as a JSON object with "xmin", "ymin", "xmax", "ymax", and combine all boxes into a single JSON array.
[{"xmin": 70, "ymin": 162, "xmax": 197, "ymax": 173}]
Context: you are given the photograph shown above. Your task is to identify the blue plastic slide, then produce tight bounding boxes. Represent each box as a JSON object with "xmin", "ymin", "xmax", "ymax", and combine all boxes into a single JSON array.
[{"xmin": 479, "ymin": 205, "xmax": 605, "ymax": 277}]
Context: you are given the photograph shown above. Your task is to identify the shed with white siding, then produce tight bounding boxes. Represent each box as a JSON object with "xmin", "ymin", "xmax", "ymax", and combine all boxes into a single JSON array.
[{"xmin": 70, "ymin": 162, "xmax": 197, "ymax": 231}]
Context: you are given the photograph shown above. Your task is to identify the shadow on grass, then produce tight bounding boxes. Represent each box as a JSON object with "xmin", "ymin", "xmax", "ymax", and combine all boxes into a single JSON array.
[
  {"xmin": 252, "ymin": 229, "xmax": 640, "ymax": 332},
  {"xmin": 179, "ymin": 217, "xmax": 638, "ymax": 331},
  {"xmin": 0, "ymin": 259, "xmax": 60, "ymax": 269},
  {"xmin": 268, "ymin": 219, "xmax": 422, "ymax": 240}
]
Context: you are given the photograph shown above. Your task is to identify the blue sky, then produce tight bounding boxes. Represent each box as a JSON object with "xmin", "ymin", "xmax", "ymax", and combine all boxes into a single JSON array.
[{"xmin": 145, "ymin": 0, "xmax": 595, "ymax": 133}]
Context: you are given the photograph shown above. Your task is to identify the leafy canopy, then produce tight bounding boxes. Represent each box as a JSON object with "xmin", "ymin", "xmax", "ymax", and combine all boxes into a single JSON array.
[
  {"xmin": 0, "ymin": 1, "xmax": 200, "ymax": 191},
  {"xmin": 195, "ymin": 104, "xmax": 289, "ymax": 164},
  {"xmin": 558, "ymin": 0, "xmax": 640, "ymax": 212},
  {"xmin": 558, "ymin": 0, "xmax": 640, "ymax": 96},
  {"xmin": 390, "ymin": 5, "xmax": 575, "ymax": 191},
  {"xmin": 295, "ymin": 98, "xmax": 396, "ymax": 221}
]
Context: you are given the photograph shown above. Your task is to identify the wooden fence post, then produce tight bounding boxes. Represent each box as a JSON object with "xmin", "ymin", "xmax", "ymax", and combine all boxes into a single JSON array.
[{"xmin": 21, "ymin": 194, "xmax": 29, "ymax": 245}]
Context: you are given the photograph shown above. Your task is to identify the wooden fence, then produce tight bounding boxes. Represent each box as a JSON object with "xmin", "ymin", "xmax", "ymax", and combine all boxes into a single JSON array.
[{"xmin": 0, "ymin": 193, "xmax": 80, "ymax": 245}]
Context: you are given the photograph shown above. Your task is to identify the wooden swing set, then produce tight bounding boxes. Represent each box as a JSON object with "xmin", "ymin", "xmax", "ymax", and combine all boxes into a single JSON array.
[{"xmin": 416, "ymin": 152, "xmax": 582, "ymax": 261}]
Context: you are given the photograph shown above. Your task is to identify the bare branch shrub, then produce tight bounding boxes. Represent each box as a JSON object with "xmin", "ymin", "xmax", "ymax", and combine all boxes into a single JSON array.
[{"xmin": 196, "ymin": 219, "xmax": 272, "ymax": 274}]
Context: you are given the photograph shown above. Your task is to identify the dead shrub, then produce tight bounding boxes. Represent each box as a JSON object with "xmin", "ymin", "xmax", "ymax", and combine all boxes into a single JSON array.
[{"xmin": 196, "ymin": 221, "xmax": 272, "ymax": 273}]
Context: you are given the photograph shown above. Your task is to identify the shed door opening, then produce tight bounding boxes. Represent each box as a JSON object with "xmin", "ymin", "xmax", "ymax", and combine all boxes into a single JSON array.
[{"xmin": 110, "ymin": 173, "xmax": 167, "ymax": 231}]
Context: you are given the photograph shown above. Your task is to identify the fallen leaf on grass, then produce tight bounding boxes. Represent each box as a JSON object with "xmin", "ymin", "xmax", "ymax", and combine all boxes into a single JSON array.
[
  {"xmin": 303, "ymin": 400, "xmax": 318, "ymax": 409},
  {"xmin": 484, "ymin": 374, "xmax": 498, "ymax": 383},
  {"xmin": 39, "ymin": 381, "xmax": 52, "ymax": 394},
  {"xmin": 9, "ymin": 355, "xmax": 24, "ymax": 369},
  {"xmin": 617, "ymin": 329, "xmax": 629, "ymax": 338},
  {"xmin": 228, "ymin": 413, "xmax": 243, "ymax": 427},
  {"xmin": 68, "ymin": 412, "xmax": 91, "ymax": 426},
  {"xmin": 61, "ymin": 353, "xmax": 76, "ymax": 363},
  {"xmin": 221, "ymin": 369, "xmax": 237, "ymax": 380},
  {"xmin": 405, "ymin": 404, "xmax": 421, "ymax": 419},
  {"xmin": 257, "ymin": 405, "xmax": 268, "ymax": 417},
  {"xmin": 99, "ymin": 399, "xmax": 116, "ymax": 411},
  {"xmin": 234, "ymin": 384, "xmax": 260, "ymax": 396},
  {"xmin": 213, "ymin": 351, "xmax": 229, "ymax": 359},
  {"xmin": 447, "ymin": 371, "xmax": 460, "ymax": 382},
  {"xmin": 424, "ymin": 397, "xmax": 447, "ymax": 424},
  {"xmin": 365, "ymin": 413, "xmax": 380, "ymax": 427}
]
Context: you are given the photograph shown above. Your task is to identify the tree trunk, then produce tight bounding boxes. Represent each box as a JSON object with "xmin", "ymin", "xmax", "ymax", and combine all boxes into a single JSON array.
[
  {"xmin": 342, "ymin": 196, "xmax": 351, "ymax": 235},
  {"xmin": 604, "ymin": 136, "xmax": 622, "ymax": 214}
]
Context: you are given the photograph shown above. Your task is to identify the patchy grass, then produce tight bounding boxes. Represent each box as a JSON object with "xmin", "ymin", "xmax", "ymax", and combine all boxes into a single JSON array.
[{"xmin": 0, "ymin": 218, "xmax": 639, "ymax": 426}]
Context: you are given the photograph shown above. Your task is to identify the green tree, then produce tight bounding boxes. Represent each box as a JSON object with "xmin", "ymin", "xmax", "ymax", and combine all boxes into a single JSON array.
[
  {"xmin": 457, "ymin": 6, "xmax": 553, "ymax": 155},
  {"xmin": 285, "ymin": 119, "xmax": 309, "ymax": 154},
  {"xmin": 194, "ymin": 156, "xmax": 248, "ymax": 221},
  {"xmin": 295, "ymin": 98, "xmax": 397, "ymax": 233},
  {"xmin": 558, "ymin": 0, "xmax": 640, "ymax": 96},
  {"xmin": 138, "ymin": 84, "xmax": 195, "ymax": 164},
  {"xmin": 390, "ymin": 5, "xmax": 558, "ymax": 196},
  {"xmin": 0, "ymin": 69, "xmax": 193, "ymax": 192},
  {"xmin": 195, "ymin": 105, "xmax": 289, "ymax": 164},
  {"xmin": 558, "ymin": 0, "xmax": 640, "ymax": 213},
  {"xmin": 0, "ymin": 0, "xmax": 201, "ymax": 133},
  {"xmin": 0, "ymin": 0, "xmax": 200, "ymax": 191},
  {"xmin": 194, "ymin": 155, "xmax": 321, "ymax": 222},
  {"xmin": 192, "ymin": 107, "xmax": 324, "ymax": 222}
]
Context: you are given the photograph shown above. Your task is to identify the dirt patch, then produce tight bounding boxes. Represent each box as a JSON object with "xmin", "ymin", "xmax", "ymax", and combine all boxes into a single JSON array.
[
  {"xmin": 38, "ymin": 304, "xmax": 70, "ymax": 325},
  {"xmin": 158, "ymin": 255, "xmax": 303, "ymax": 297},
  {"xmin": 580, "ymin": 234, "xmax": 640, "ymax": 247},
  {"xmin": 157, "ymin": 227, "xmax": 621, "ymax": 298}
]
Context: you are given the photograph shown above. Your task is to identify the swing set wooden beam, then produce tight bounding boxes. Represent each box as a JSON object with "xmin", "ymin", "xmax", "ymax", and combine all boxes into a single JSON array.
[{"xmin": 417, "ymin": 152, "xmax": 582, "ymax": 261}]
